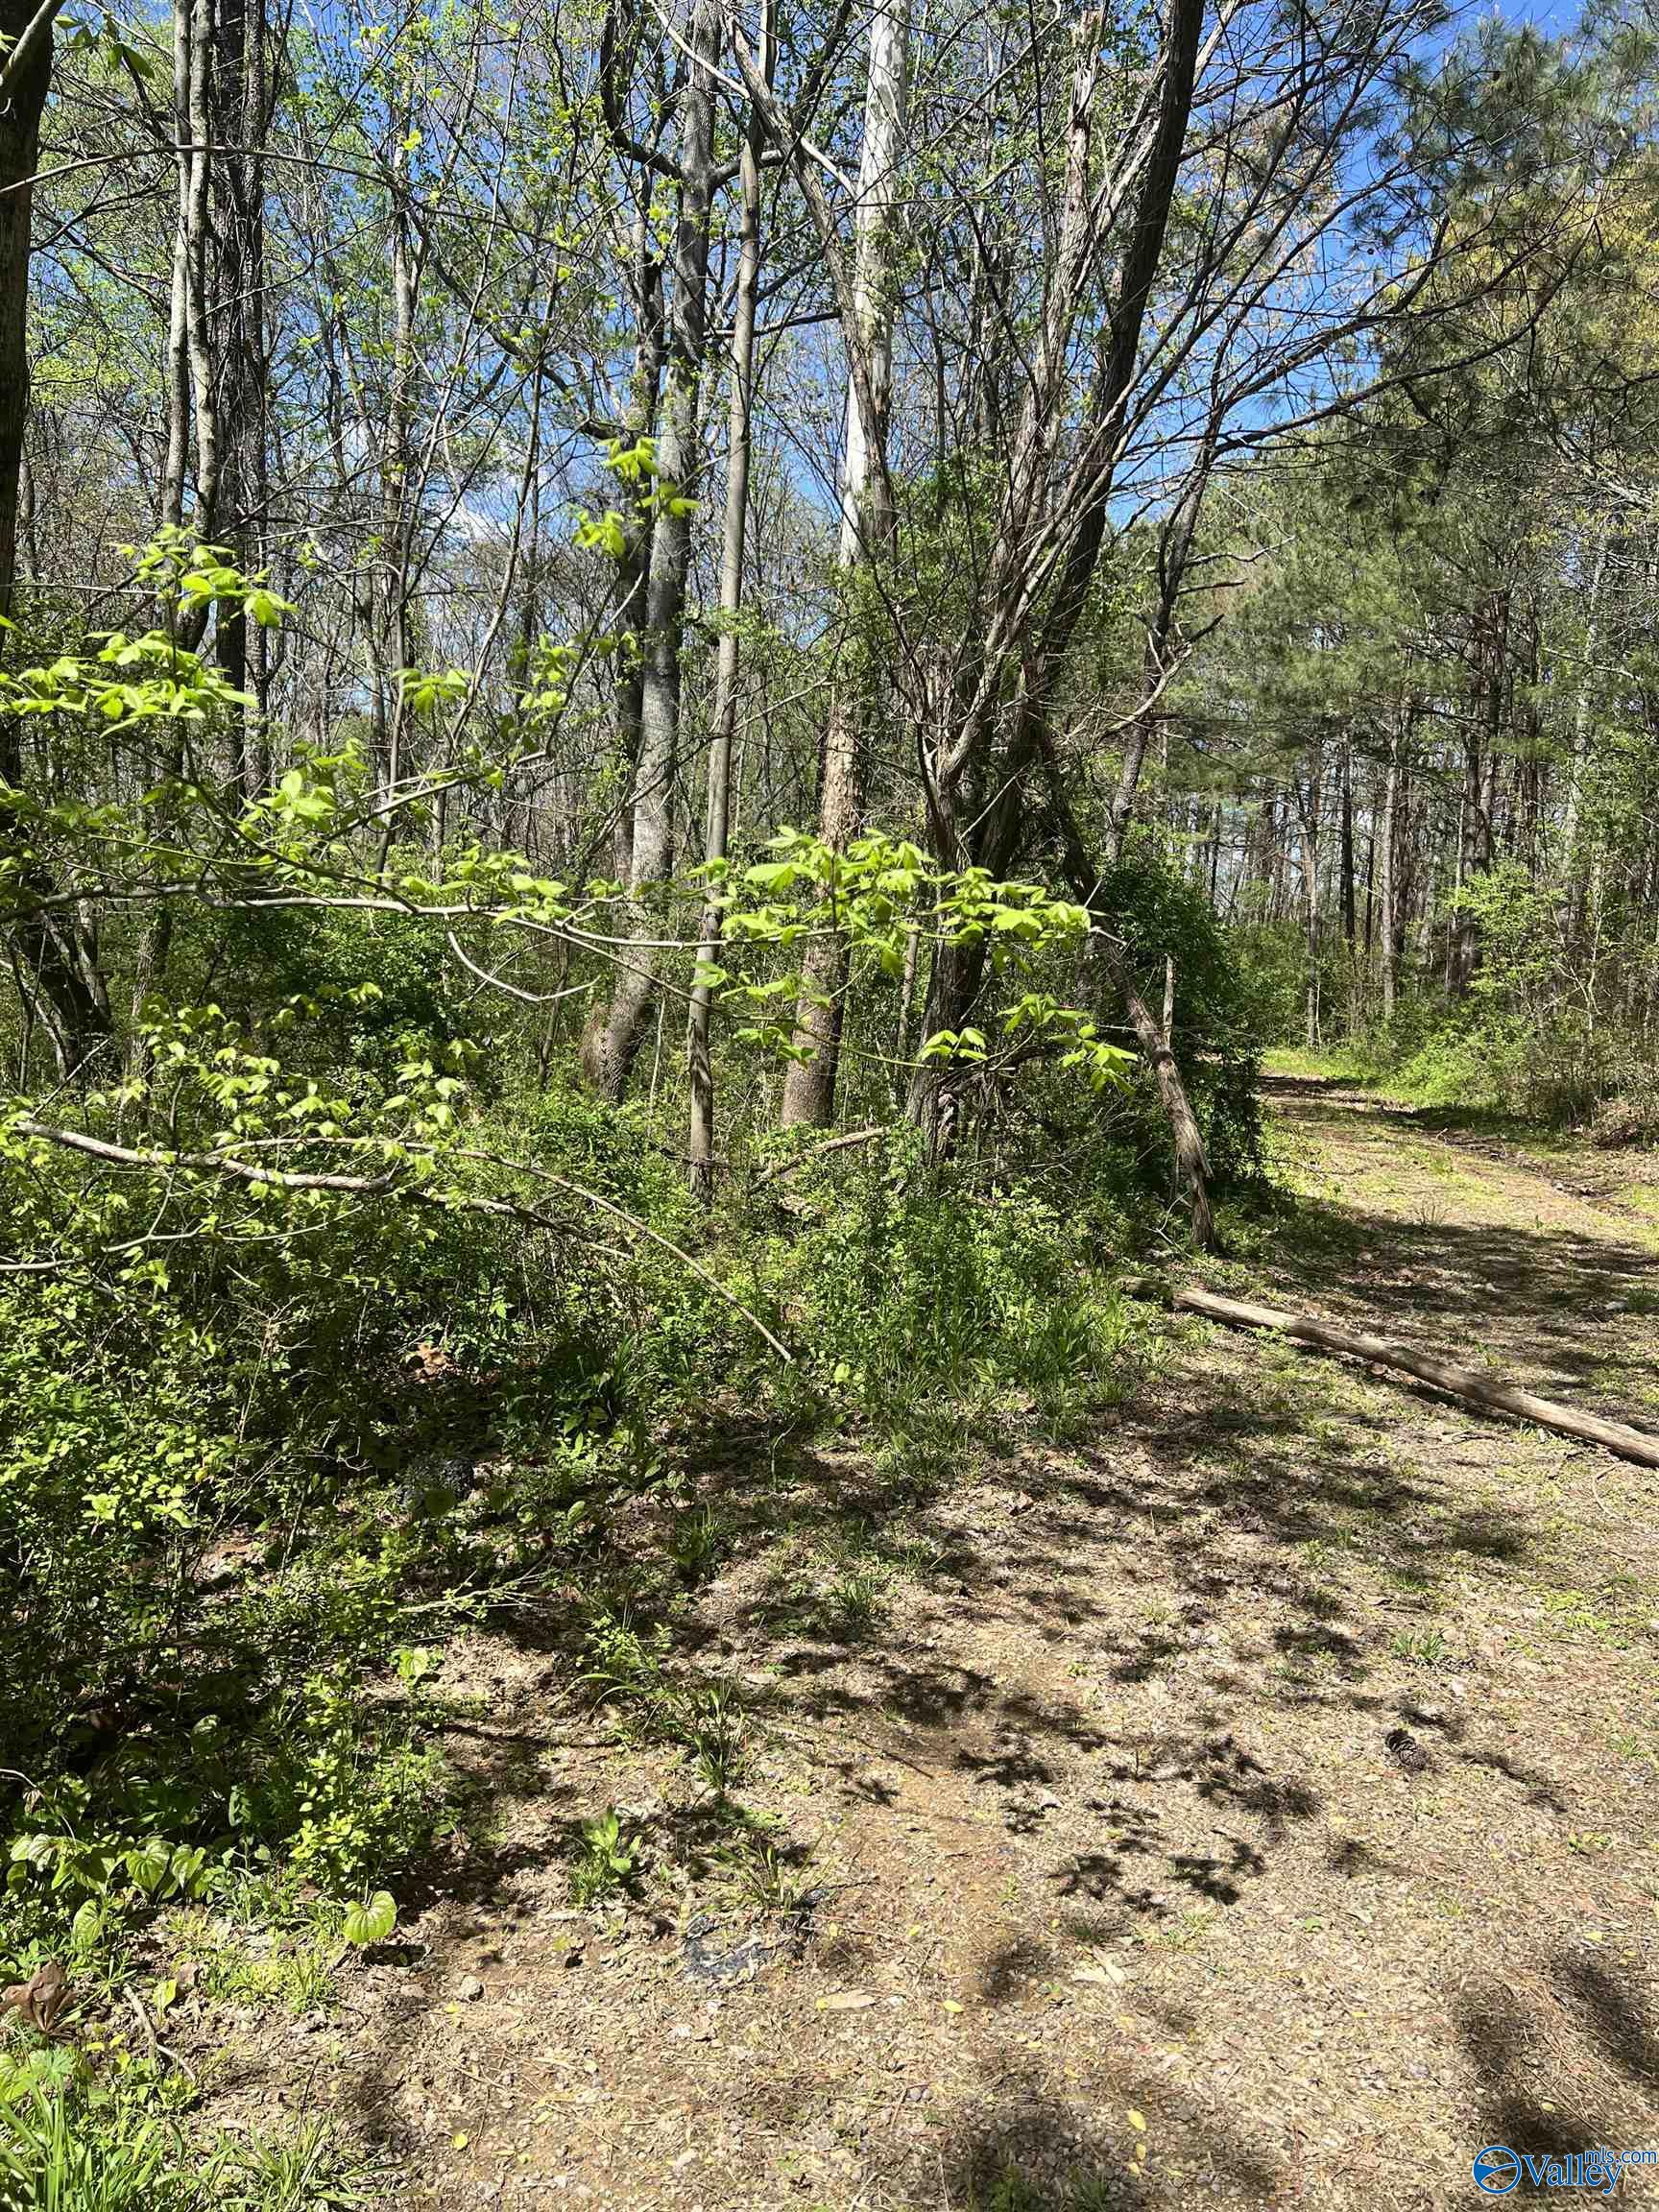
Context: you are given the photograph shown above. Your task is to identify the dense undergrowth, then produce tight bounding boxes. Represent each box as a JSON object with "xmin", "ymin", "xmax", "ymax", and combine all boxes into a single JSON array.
[{"xmin": 0, "ymin": 906, "xmax": 1252, "ymax": 2197}]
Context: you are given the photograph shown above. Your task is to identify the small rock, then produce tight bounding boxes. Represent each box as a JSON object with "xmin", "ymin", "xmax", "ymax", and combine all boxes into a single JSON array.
[{"xmin": 456, "ymin": 1974, "xmax": 486, "ymax": 2002}]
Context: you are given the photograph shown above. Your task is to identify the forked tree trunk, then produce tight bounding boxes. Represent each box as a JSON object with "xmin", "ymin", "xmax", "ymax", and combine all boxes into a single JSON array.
[
  {"xmin": 581, "ymin": 0, "xmax": 720, "ymax": 1100},
  {"xmin": 779, "ymin": 0, "xmax": 909, "ymax": 1128}
]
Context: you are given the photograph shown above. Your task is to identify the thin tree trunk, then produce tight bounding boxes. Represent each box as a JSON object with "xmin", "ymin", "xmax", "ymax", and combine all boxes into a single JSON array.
[
  {"xmin": 1378, "ymin": 712, "xmax": 1402, "ymax": 1021},
  {"xmin": 780, "ymin": 0, "xmax": 910, "ymax": 1128},
  {"xmin": 210, "ymin": 0, "xmax": 268, "ymax": 785},
  {"xmin": 1339, "ymin": 738, "xmax": 1356, "ymax": 950},
  {"xmin": 375, "ymin": 125, "xmax": 418, "ymax": 801},
  {"xmin": 1111, "ymin": 942, "xmax": 1215, "ymax": 1251},
  {"xmin": 581, "ymin": 0, "xmax": 720, "ymax": 1099},
  {"xmin": 183, "ymin": 0, "xmax": 218, "ymax": 530},
  {"xmin": 1294, "ymin": 749, "xmax": 1322, "ymax": 1049},
  {"xmin": 1104, "ymin": 440, "xmax": 1213, "ymax": 869},
  {"xmin": 160, "ymin": 0, "xmax": 195, "ymax": 531},
  {"xmin": 1559, "ymin": 520, "xmax": 1609, "ymax": 939},
  {"xmin": 686, "ymin": 0, "xmax": 772, "ymax": 1196},
  {"xmin": 609, "ymin": 206, "xmax": 666, "ymax": 884}
]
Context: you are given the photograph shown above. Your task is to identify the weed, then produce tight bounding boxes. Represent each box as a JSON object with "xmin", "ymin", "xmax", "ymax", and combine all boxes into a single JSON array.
[
  {"xmin": 880, "ymin": 1528, "xmax": 947, "ymax": 1578},
  {"xmin": 673, "ymin": 1681, "xmax": 747, "ymax": 1799},
  {"xmin": 0, "ymin": 2080, "xmax": 385, "ymax": 2212},
  {"xmin": 716, "ymin": 1834, "xmax": 816, "ymax": 1916},
  {"xmin": 826, "ymin": 1564, "xmax": 886, "ymax": 1638},
  {"xmin": 0, "ymin": 2089, "xmax": 184, "ymax": 2212},
  {"xmin": 569, "ymin": 1811, "xmax": 639, "ymax": 1907},
  {"xmin": 669, "ymin": 1504, "xmax": 722, "ymax": 1584},
  {"xmin": 979, "ymin": 2165, "xmax": 1044, "ymax": 2212},
  {"xmin": 1143, "ymin": 1905, "xmax": 1217, "ymax": 1953},
  {"xmin": 580, "ymin": 1608, "xmax": 676, "ymax": 1742},
  {"xmin": 206, "ymin": 2117, "xmax": 392, "ymax": 2208},
  {"xmin": 1539, "ymin": 1584, "xmax": 1641, "ymax": 1648},
  {"xmin": 171, "ymin": 1912, "xmax": 336, "ymax": 2015},
  {"xmin": 1388, "ymin": 1627, "xmax": 1451, "ymax": 1668}
]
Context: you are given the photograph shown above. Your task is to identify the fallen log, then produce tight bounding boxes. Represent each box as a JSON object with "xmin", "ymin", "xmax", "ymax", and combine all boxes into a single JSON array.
[{"xmin": 1173, "ymin": 1286, "xmax": 1659, "ymax": 1471}]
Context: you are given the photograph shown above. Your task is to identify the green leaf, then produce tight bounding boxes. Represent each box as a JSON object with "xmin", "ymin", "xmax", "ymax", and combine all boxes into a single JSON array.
[{"xmin": 342, "ymin": 1889, "xmax": 397, "ymax": 1947}]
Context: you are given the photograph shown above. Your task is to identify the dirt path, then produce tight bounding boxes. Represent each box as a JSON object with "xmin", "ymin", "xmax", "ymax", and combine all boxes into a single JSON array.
[{"xmin": 204, "ymin": 1090, "xmax": 1659, "ymax": 2208}]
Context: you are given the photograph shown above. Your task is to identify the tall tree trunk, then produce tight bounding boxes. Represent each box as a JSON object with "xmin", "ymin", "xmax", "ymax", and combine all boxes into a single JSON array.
[
  {"xmin": 1339, "ymin": 737, "xmax": 1356, "ymax": 950},
  {"xmin": 160, "ymin": 0, "xmax": 197, "ymax": 531},
  {"xmin": 907, "ymin": 0, "xmax": 1204, "ymax": 1165},
  {"xmin": 609, "ymin": 204, "xmax": 666, "ymax": 884},
  {"xmin": 581, "ymin": 0, "xmax": 720, "ymax": 1099},
  {"xmin": 1560, "ymin": 519, "xmax": 1610, "ymax": 942},
  {"xmin": 133, "ymin": 0, "xmax": 221, "ymax": 1070},
  {"xmin": 780, "ymin": 0, "xmax": 910, "ymax": 1128},
  {"xmin": 686, "ymin": 0, "xmax": 772, "ymax": 1195},
  {"xmin": 1451, "ymin": 589, "xmax": 1506, "ymax": 995},
  {"xmin": 1104, "ymin": 437, "xmax": 1213, "ymax": 869},
  {"xmin": 210, "ymin": 0, "xmax": 268, "ymax": 785},
  {"xmin": 0, "ymin": 0, "xmax": 112, "ymax": 1076},
  {"xmin": 374, "ymin": 124, "xmax": 418, "ymax": 801},
  {"xmin": 1026, "ymin": 717, "xmax": 1220, "ymax": 1251},
  {"xmin": 1378, "ymin": 711, "xmax": 1403, "ymax": 1022},
  {"xmin": 1294, "ymin": 748, "xmax": 1322, "ymax": 1050},
  {"xmin": 0, "ymin": 0, "xmax": 48, "ymax": 623}
]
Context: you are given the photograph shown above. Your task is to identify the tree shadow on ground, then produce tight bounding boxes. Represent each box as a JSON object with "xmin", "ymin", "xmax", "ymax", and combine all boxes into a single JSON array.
[
  {"xmin": 1257, "ymin": 1102, "xmax": 1658, "ymax": 1407},
  {"xmin": 928, "ymin": 2070, "xmax": 1286, "ymax": 2208},
  {"xmin": 1457, "ymin": 1955, "xmax": 1659, "ymax": 2196},
  {"xmin": 312, "ymin": 1105, "xmax": 1659, "ymax": 2205}
]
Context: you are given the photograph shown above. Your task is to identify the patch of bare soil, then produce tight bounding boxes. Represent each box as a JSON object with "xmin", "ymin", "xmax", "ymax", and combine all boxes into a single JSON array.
[{"xmin": 190, "ymin": 1092, "xmax": 1659, "ymax": 2208}]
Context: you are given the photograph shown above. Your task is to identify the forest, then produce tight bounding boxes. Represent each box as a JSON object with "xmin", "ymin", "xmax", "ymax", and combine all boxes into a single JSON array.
[{"xmin": 3, "ymin": 0, "xmax": 1659, "ymax": 2200}]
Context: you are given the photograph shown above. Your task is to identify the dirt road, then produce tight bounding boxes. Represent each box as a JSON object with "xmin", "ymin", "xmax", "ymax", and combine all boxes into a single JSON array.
[{"xmin": 205, "ymin": 1088, "xmax": 1659, "ymax": 2208}]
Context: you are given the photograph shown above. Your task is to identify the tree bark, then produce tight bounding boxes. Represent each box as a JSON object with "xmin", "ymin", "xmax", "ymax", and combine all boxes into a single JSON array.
[
  {"xmin": 581, "ymin": 0, "xmax": 720, "ymax": 1099},
  {"xmin": 780, "ymin": 0, "xmax": 909, "ymax": 1128},
  {"xmin": 210, "ymin": 0, "xmax": 269, "ymax": 778},
  {"xmin": 1559, "ymin": 519, "xmax": 1609, "ymax": 945},
  {"xmin": 1109, "ymin": 945, "xmax": 1216, "ymax": 1252},
  {"xmin": 0, "ymin": 0, "xmax": 48, "ymax": 623},
  {"xmin": 1104, "ymin": 437, "xmax": 1213, "ymax": 869},
  {"xmin": 0, "ymin": 0, "xmax": 112, "ymax": 1077},
  {"xmin": 686, "ymin": 0, "xmax": 772, "ymax": 1195},
  {"xmin": 608, "ymin": 204, "xmax": 666, "ymax": 885},
  {"xmin": 1378, "ymin": 710, "xmax": 1402, "ymax": 1021},
  {"xmin": 1293, "ymin": 747, "xmax": 1322, "ymax": 1049},
  {"xmin": 1339, "ymin": 738, "xmax": 1356, "ymax": 950},
  {"xmin": 373, "ymin": 120, "xmax": 418, "ymax": 800},
  {"xmin": 1176, "ymin": 1287, "xmax": 1659, "ymax": 1470}
]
